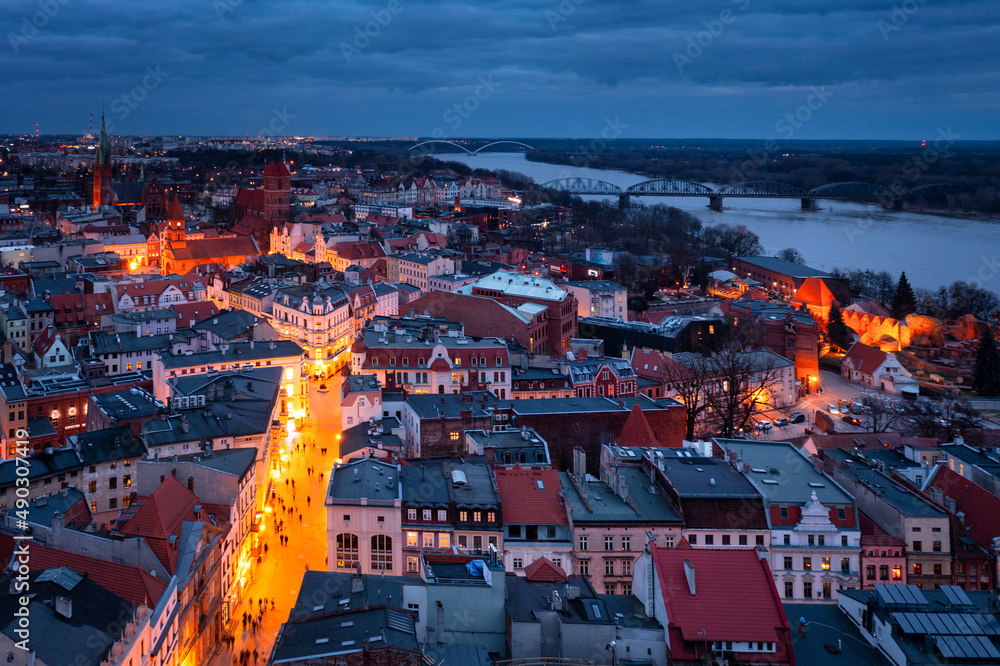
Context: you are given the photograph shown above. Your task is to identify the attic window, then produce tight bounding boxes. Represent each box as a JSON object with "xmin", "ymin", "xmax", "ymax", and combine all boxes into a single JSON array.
[
  {"xmin": 751, "ymin": 468, "xmax": 767, "ymax": 473},
  {"xmin": 808, "ymin": 482, "xmax": 825, "ymax": 488},
  {"xmin": 315, "ymin": 638, "xmax": 329, "ymax": 645},
  {"xmin": 341, "ymin": 640, "xmax": 355, "ymax": 647},
  {"xmin": 536, "ymin": 479, "xmax": 544, "ymax": 490},
  {"xmin": 762, "ymin": 479, "xmax": 779, "ymax": 485}
]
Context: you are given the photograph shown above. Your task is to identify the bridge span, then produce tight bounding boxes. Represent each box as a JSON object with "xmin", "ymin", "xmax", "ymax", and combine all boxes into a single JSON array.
[{"xmin": 540, "ymin": 178, "xmax": 969, "ymax": 211}]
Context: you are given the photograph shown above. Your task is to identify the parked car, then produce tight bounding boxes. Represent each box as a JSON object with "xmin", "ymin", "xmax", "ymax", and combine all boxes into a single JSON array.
[
  {"xmin": 318, "ymin": 383, "xmax": 329, "ymax": 393},
  {"xmin": 775, "ymin": 417, "xmax": 790, "ymax": 427},
  {"xmin": 790, "ymin": 412, "xmax": 806, "ymax": 424},
  {"xmin": 755, "ymin": 421, "xmax": 773, "ymax": 431},
  {"xmin": 849, "ymin": 403, "xmax": 863, "ymax": 415},
  {"xmin": 838, "ymin": 399, "xmax": 849, "ymax": 411},
  {"xmin": 842, "ymin": 414, "xmax": 863, "ymax": 426},
  {"xmin": 828, "ymin": 404, "xmax": 840, "ymax": 415}
]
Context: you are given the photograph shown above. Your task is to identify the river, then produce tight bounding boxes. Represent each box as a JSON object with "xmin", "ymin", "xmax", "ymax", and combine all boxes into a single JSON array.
[{"xmin": 442, "ymin": 152, "xmax": 1000, "ymax": 293}]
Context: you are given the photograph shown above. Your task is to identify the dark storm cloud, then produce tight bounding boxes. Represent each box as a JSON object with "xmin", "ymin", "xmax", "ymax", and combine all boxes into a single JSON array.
[{"xmin": 2, "ymin": 0, "xmax": 998, "ymax": 138}]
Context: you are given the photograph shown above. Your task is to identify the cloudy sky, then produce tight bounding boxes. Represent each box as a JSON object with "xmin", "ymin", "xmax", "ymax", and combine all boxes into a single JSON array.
[{"xmin": 3, "ymin": 0, "xmax": 999, "ymax": 139}]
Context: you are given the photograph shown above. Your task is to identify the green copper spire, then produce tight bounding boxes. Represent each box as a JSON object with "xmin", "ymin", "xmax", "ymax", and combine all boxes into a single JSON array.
[{"xmin": 96, "ymin": 112, "xmax": 109, "ymax": 165}]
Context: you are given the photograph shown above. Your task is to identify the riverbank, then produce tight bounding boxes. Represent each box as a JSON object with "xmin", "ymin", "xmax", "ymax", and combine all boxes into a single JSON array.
[{"xmin": 445, "ymin": 152, "xmax": 1000, "ymax": 294}]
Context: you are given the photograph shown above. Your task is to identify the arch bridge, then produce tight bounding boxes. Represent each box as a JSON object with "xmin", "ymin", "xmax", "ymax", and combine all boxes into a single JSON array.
[
  {"xmin": 540, "ymin": 178, "xmax": 961, "ymax": 211},
  {"xmin": 408, "ymin": 140, "xmax": 536, "ymax": 154}
]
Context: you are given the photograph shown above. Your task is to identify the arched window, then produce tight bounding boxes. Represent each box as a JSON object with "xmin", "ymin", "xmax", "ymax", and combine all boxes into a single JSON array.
[
  {"xmin": 371, "ymin": 535, "xmax": 393, "ymax": 571},
  {"xmin": 336, "ymin": 533, "xmax": 359, "ymax": 569}
]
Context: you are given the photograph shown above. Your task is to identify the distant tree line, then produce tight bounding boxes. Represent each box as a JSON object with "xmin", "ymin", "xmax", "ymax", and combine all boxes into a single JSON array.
[{"xmin": 525, "ymin": 147, "xmax": 1000, "ymax": 214}]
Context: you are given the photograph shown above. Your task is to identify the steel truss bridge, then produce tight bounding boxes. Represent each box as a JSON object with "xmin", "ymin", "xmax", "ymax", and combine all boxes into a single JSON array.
[{"xmin": 540, "ymin": 178, "xmax": 972, "ymax": 211}]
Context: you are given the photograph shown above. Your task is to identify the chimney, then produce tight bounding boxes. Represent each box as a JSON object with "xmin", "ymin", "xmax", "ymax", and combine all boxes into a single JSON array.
[
  {"xmin": 573, "ymin": 446, "xmax": 586, "ymax": 478},
  {"xmin": 435, "ymin": 601, "xmax": 445, "ymax": 643},
  {"xmin": 351, "ymin": 574, "xmax": 364, "ymax": 594},
  {"xmin": 55, "ymin": 596, "xmax": 72, "ymax": 619},
  {"xmin": 929, "ymin": 486, "xmax": 944, "ymax": 506},
  {"xmin": 683, "ymin": 559, "xmax": 696, "ymax": 595},
  {"xmin": 617, "ymin": 472, "xmax": 629, "ymax": 503},
  {"xmin": 944, "ymin": 496, "xmax": 957, "ymax": 513}
]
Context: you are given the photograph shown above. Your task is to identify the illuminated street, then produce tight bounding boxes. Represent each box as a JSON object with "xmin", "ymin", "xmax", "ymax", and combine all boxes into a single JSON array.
[{"xmin": 209, "ymin": 375, "xmax": 344, "ymax": 665}]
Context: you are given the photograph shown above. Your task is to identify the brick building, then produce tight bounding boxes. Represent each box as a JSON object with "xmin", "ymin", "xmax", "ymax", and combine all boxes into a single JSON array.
[
  {"xmin": 457, "ymin": 270, "xmax": 577, "ymax": 354},
  {"xmin": 403, "ymin": 290, "xmax": 549, "ymax": 354},
  {"xmin": 726, "ymin": 300, "xmax": 820, "ymax": 395}
]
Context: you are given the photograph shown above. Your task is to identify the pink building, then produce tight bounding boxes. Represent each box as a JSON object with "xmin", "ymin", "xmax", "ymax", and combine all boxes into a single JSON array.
[{"xmin": 860, "ymin": 513, "xmax": 907, "ymax": 588}]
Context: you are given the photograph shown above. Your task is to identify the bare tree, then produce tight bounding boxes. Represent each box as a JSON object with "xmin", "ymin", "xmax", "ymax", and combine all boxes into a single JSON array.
[
  {"xmin": 865, "ymin": 399, "xmax": 906, "ymax": 434},
  {"xmin": 660, "ymin": 354, "xmax": 713, "ymax": 440},
  {"xmin": 704, "ymin": 347, "xmax": 787, "ymax": 437}
]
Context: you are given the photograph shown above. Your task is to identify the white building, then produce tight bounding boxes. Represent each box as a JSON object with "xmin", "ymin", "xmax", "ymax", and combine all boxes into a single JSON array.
[{"xmin": 561, "ymin": 280, "xmax": 628, "ymax": 319}]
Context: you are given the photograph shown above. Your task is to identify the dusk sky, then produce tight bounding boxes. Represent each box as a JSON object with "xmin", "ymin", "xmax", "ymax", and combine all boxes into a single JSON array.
[{"xmin": 4, "ymin": 0, "xmax": 1000, "ymax": 139}]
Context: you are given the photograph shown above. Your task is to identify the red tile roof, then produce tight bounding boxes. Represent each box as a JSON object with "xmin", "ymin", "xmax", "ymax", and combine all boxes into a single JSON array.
[
  {"xmin": 926, "ymin": 466, "xmax": 1000, "ymax": 551},
  {"xmin": 494, "ymin": 467, "xmax": 567, "ymax": 525},
  {"xmin": 119, "ymin": 475, "xmax": 199, "ymax": 574},
  {"xmin": 0, "ymin": 533, "xmax": 167, "ymax": 607},
  {"xmin": 167, "ymin": 195, "xmax": 184, "ymax": 222},
  {"xmin": 615, "ymin": 404, "xmax": 659, "ymax": 448},
  {"xmin": 651, "ymin": 545, "xmax": 789, "ymax": 644},
  {"xmin": 174, "ymin": 301, "xmax": 220, "ymax": 326},
  {"xmin": 843, "ymin": 341, "xmax": 888, "ymax": 374},
  {"xmin": 523, "ymin": 556, "xmax": 567, "ymax": 582},
  {"xmin": 31, "ymin": 325, "xmax": 59, "ymax": 357},
  {"xmin": 167, "ymin": 235, "xmax": 260, "ymax": 261}
]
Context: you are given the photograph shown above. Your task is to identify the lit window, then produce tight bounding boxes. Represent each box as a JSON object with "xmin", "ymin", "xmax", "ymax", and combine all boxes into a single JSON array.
[
  {"xmin": 821, "ymin": 557, "xmax": 831, "ymax": 571},
  {"xmin": 423, "ymin": 509, "xmax": 431, "ymax": 521},
  {"xmin": 407, "ymin": 532, "xmax": 418, "ymax": 547},
  {"xmin": 423, "ymin": 532, "xmax": 434, "ymax": 548},
  {"xmin": 450, "ymin": 432, "xmax": 459, "ymax": 441},
  {"xmin": 439, "ymin": 533, "xmax": 450, "ymax": 548}
]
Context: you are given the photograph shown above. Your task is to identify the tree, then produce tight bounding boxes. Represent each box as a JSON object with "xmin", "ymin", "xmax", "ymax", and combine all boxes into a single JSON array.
[
  {"xmin": 660, "ymin": 355, "xmax": 713, "ymax": 440},
  {"xmin": 826, "ymin": 302, "xmax": 852, "ymax": 352},
  {"xmin": 719, "ymin": 224, "xmax": 765, "ymax": 260},
  {"xmin": 892, "ymin": 272, "xmax": 917, "ymax": 318},
  {"xmin": 972, "ymin": 327, "xmax": 1000, "ymax": 395},
  {"xmin": 938, "ymin": 281, "xmax": 1000, "ymax": 320},
  {"xmin": 703, "ymin": 346, "xmax": 786, "ymax": 437},
  {"xmin": 776, "ymin": 248, "xmax": 806, "ymax": 265}
]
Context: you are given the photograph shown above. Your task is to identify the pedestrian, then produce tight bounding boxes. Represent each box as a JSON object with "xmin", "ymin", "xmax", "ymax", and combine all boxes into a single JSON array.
[
  {"xmin": 307, "ymin": 495, "xmax": 311, "ymax": 506},
  {"xmin": 320, "ymin": 472, "xmax": 324, "ymax": 482},
  {"xmin": 285, "ymin": 478, "xmax": 289, "ymax": 487},
  {"xmin": 271, "ymin": 599, "xmax": 275, "ymax": 611},
  {"xmin": 291, "ymin": 479, "xmax": 295, "ymax": 489},
  {"xmin": 299, "ymin": 513, "xmax": 302, "ymax": 523},
  {"xmin": 264, "ymin": 543, "xmax": 269, "ymax": 555},
  {"xmin": 253, "ymin": 649, "xmax": 259, "ymax": 663}
]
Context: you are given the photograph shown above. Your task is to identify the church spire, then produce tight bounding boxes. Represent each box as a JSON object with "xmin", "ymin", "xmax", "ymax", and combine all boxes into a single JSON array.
[{"xmin": 96, "ymin": 112, "xmax": 109, "ymax": 165}]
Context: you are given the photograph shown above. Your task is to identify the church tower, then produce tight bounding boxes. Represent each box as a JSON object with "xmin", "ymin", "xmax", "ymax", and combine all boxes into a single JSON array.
[
  {"xmin": 164, "ymin": 196, "xmax": 187, "ymax": 246},
  {"xmin": 92, "ymin": 113, "xmax": 114, "ymax": 209},
  {"xmin": 262, "ymin": 161, "xmax": 291, "ymax": 225}
]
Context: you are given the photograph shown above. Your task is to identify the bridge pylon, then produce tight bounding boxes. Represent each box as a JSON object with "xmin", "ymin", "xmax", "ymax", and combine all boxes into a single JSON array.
[
  {"xmin": 709, "ymin": 194, "xmax": 724, "ymax": 211},
  {"xmin": 801, "ymin": 197, "xmax": 817, "ymax": 211},
  {"xmin": 618, "ymin": 194, "xmax": 630, "ymax": 209}
]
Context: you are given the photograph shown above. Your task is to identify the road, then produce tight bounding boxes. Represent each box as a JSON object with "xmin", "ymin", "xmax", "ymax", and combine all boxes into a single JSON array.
[
  {"xmin": 746, "ymin": 368, "xmax": 881, "ymax": 441},
  {"xmin": 209, "ymin": 375, "xmax": 344, "ymax": 665}
]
